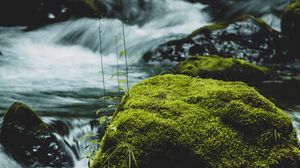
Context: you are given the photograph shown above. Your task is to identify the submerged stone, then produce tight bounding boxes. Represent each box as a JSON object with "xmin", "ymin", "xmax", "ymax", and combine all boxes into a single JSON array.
[
  {"xmin": 281, "ymin": 0, "xmax": 300, "ymax": 57},
  {"xmin": 174, "ymin": 55, "xmax": 272, "ymax": 82},
  {"xmin": 144, "ymin": 16, "xmax": 289, "ymax": 64},
  {"xmin": 92, "ymin": 74, "xmax": 300, "ymax": 168},
  {"xmin": 0, "ymin": 102, "xmax": 74, "ymax": 167}
]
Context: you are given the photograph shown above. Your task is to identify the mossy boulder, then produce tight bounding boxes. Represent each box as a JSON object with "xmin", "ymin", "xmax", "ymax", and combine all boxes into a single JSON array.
[
  {"xmin": 92, "ymin": 74, "xmax": 300, "ymax": 168},
  {"xmin": 0, "ymin": 102, "xmax": 74, "ymax": 167},
  {"xmin": 144, "ymin": 16, "xmax": 289, "ymax": 64},
  {"xmin": 174, "ymin": 55, "xmax": 272, "ymax": 82},
  {"xmin": 281, "ymin": 0, "xmax": 300, "ymax": 57}
]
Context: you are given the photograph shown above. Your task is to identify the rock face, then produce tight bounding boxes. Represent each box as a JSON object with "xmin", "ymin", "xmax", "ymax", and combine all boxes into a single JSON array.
[
  {"xmin": 92, "ymin": 74, "xmax": 300, "ymax": 168},
  {"xmin": 174, "ymin": 55, "xmax": 272, "ymax": 82},
  {"xmin": 0, "ymin": 102, "xmax": 74, "ymax": 167},
  {"xmin": 0, "ymin": 0, "xmax": 101, "ymax": 27},
  {"xmin": 188, "ymin": 0, "xmax": 289, "ymax": 22},
  {"xmin": 144, "ymin": 16, "xmax": 289, "ymax": 64},
  {"xmin": 0, "ymin": 0, "xmax": 160, "ymax": 27},
  {"xmin": 281, "ymin": 0, "xmax": 300, "ymax": 57}
]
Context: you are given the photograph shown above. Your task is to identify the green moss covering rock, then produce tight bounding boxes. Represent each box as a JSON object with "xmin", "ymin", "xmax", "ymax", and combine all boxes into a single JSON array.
[
  {"xmin": 92, "ymin": 74, "xmax": 300, "ymax": 168},
  {"xmin": 281, "ymin": 0, "xmax": 300, "ymax": 56},
  {"xmin": 174, "ymin": 55, "xmax": 272, "ymax": 82}
]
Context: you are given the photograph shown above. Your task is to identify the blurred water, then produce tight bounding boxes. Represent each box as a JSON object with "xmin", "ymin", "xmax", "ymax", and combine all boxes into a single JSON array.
[
  {"xmin": 0, "ymin": 0, "xmax": 208, "ymax": 167},
  {"xmin": 0, "ymin": 0, "xmax": 299, "ymax": 167},
  {"xmin": 0, "ymin": 0, "xmax": 207, "ymax": 115}
]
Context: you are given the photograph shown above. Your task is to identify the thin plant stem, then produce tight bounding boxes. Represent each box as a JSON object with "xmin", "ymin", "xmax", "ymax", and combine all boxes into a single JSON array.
[
  {"xmin": 98, "ymin": 17, "xmax": 106, "ymax": 105},
  {"xmin": 119, "ymin": 0, "xmax": 129, "ymax": 91},
  {"xmin": 115, "ymin": 35, "xmax": 121, "ymax": 94}
]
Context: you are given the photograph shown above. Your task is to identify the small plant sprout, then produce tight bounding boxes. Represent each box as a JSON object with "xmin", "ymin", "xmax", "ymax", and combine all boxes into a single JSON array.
[
  {"xmin": 119, "ymin": 0, "xmax": 129, "ymax": 92},
  {"xmin": 100, "ymin": 142, "xmax": 139, "ymax": 168}
]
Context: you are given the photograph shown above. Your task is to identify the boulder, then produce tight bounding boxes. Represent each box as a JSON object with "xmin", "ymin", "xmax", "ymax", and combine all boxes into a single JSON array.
[
  {"xmin": 281, "ymin": 0, "xmax": 300, "ymax": 57},
  {"xmin": 173, "ymin": 55, "xmax": 272, "ymax": 82},
  {"xmin": 0, "ymin": 102, "xmax": 74, "ymax": 167},
  {"xmin": 144, "ymin": 16, "xmax": 289, "ymax": 64},
  {"xmin": 92, "ymin": 74, "xmax": 300, "ymax": 168},
  {"xmin": 188, "ymin": 0, "xmax": 289, "ymax": 22},
  {"xmin": 0, "ymin": 0, "xmax": 103, "ymax": 28}
]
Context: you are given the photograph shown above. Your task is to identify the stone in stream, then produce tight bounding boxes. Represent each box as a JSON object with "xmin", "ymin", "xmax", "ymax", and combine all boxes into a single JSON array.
[
  {"xmin": 282, "ymin": 0, "xmax": 300, "ymax": 58},
  {"xmin": 187, "ymin": 0, "xmax": 288, "ymax": 22},
  {"xmin": 92, "ymin": 74, "xmax": 300, "ymax": 168},
  {"xmin": 144, "ymin": 15, "xmax": 290, "ymax": 64},
  {"xmin": 0, "ymin": 102, "xmax": 74, "ymax": 167}
]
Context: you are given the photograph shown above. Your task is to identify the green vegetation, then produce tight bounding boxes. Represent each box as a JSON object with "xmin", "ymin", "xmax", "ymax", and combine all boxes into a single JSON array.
[
  {"xmin": 173, "ymin": 55, "xmax": 271, "ymax": 82},
  {"xmin": 91, "ymin": 74, "xmax": 300, "ymax": 168},
  {"xmin": 285, "ymin": 0, "xmax": 300, "ymax": 12},
  {"xmin": 189, "ymin": 15, "xmax": 272, "ymax": 38},
  {"xmin": 1, "ymin": 102, "xmax": 48, "ymax": 132},
  {"xmin": 83, "ymin": 0, "xmax": 99, "ymax": 13}
]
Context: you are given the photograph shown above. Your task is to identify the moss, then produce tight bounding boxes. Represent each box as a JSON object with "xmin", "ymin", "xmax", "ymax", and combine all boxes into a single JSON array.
[
  {"xmin": 83, "ymin": 0, "xmax": 98, "ymax": 11},
  {"xmin": 173, "ymin": 55, "xmax": 271, "ymax": 82},
  {"xmin": 83, "ymin": 0, "xmax": 104, "ymax": 16},
  {"xmin": 1, "ymin": 102, "xmax": 48, "ymax": 132},
  {"xmin": 286, "ymin": 0, "xmax": 300, "ymax": 12},
  {"xmin": 92, "ymin": 75, "xmax": 300, "ymax": 168},
  {"xmin": 189, "ymin": 15, "xmax": 272, "ymax": 38}
]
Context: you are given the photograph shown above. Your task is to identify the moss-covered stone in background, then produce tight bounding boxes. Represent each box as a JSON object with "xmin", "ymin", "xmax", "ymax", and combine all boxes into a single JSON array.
[
  {"xmin": 281, "ymin": 0, "xmax": 300, "ymax": 57},
  {"xmin": 92, "ymin": 74, "xmax": 300, "ymax": 168},
  {"xmin": 174, "ymin": 55, "xmax": 272, "ymax": 82},
  {"xmin": 0, "ymin": 102, "xmax": 74, "ymax": 167},
  {"xmin": 144, "ymin": 16, "xmax": 289, "ymax": 64}
]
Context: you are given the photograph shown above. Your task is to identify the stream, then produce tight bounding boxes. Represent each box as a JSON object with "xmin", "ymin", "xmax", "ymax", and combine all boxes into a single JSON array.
[{"xmin": 0, "ymin": 0, "xmax": 299, "ymax": 167}]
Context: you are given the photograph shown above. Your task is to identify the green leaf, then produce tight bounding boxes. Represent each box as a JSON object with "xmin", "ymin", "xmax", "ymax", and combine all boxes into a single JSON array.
[
  {"xmin": 120, "ymin": 50, "xmax": 126, "ymax": 57},
  {"xmin": 119, "ymin": 79, "xmax": 127, "ymax": 84},
  {"xmin": 99, "ymin": 116, "xmax": 108, "ymax": 124},
  {"xmin": 108, "ymin": 104, "xmax": 115, "ymax": 108},
  {"xmin": 118, "ymin": 86, "xmax": 124, "ymax": 91},
  {"xmin": 96, "ymin": 108, "xmax": 106, "ymax": 115}
]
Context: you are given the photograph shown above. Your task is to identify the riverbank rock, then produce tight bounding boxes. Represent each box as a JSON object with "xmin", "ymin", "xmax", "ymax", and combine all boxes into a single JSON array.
[
  {"xmin": 144, "ymin": 16, "xmax": 289, "ymax": 64},
  {"xmin": 173, "ymin": 55, "xmax": 272, "ymax": 82},
  {"xmin": 281, "ymin": 0, "xmax": 300, "ymax": 57},
  {"xmin": 0, "ymin": 0, "xmax": 103, "ymax": 28},
  {"xmin": 0, "ymin": 102, "xmax": 74, "ymax": 167},
  {"xmin": 92, "ymin": 74, "xmax": 300, "ymax": 168},
  {"xmin": 188, "ymin": 0, "xmax": 288, "ymax": 22}
]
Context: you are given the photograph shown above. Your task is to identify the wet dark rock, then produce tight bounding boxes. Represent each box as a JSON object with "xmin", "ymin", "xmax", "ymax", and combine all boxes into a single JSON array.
[
  {"xmin": 0, "ymin": 0, "xmax": 103, "ymax": 28},
  {"xmin": 187, "ymin": 0, "xmax": 288, "ymax": 22},
  {"xmin": 281, "ymin": 0, "xmax": 300, "ymax": 58},
  {"xmin": 49, "ymin": 120, "xmax": 70, "ymax": 136},
  {"xmin": 0, "ymin": 0, "xmax": 161, "ymax": 28},
  {"xmin": 0, "ymin": 102, "xmax": 74, "ymax": 167},
  {"xmin": 144, "ymin": 16, "xmax": 290, "ymax": 64}
]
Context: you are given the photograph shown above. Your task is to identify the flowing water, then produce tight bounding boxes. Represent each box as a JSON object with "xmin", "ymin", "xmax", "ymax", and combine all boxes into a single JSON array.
[{"xmin": 0, "ymin": 0, "xmax": 299, "ymax": 167}]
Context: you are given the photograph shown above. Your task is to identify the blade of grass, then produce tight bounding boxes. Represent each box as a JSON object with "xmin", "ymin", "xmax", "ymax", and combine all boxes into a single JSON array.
[
  {"xmin": 115, "ymin": 35, "xmax": 121, "ymax": 94},
  {"xmin": 98, "ymin": 16, "xmax": 106, "ymax": 106}
]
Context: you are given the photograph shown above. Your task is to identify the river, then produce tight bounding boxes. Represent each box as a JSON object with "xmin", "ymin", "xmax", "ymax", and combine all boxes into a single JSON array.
[{"xmin": 0, "ymin": 0, "xmax": 299, "ymax": 167}]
